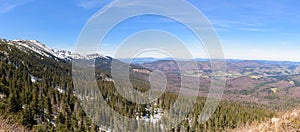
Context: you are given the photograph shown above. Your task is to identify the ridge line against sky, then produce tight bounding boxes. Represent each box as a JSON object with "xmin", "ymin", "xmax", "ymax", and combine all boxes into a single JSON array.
[{"xmin": 0, "ymin": 0, "xmax": 300, "ymax": 61}]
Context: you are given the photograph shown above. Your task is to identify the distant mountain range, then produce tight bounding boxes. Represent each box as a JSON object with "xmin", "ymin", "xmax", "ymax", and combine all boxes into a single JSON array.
[{"xmin": 120, "ymin": 57, "xmax": 300, "ymax": 65}]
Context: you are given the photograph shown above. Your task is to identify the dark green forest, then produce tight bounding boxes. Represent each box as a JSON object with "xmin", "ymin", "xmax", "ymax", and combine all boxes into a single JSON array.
[{"xmin": 0, "ymin": 40, "xmax": 274, "ymax": 131}]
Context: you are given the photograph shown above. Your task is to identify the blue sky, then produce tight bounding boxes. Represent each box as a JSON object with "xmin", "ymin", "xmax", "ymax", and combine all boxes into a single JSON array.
[{"xmin": 1, "ymin": 0, "xmax": 300, "ymax": 61}]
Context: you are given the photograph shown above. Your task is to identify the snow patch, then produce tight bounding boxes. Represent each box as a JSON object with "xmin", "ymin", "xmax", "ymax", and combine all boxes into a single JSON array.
[
  {"xmin": 55, "ymin": 87, "xmax": 66, "ymax": 94},
  {"xmin": 30, "ymin": 75, "xmax": 40, "ymax": 83},
  {"xmin": 136, "ymin": 105, "xmax": 164, "ymax": 124},
  {"xmin": 0, "ymin": 93, "xmax": 6, "ymax": 99}
]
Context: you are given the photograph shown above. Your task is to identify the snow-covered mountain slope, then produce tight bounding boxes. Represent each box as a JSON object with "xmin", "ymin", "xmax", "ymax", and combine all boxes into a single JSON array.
[{"xmin": 0, "ymin": 38, "xmax": 106, "ymax": 61}]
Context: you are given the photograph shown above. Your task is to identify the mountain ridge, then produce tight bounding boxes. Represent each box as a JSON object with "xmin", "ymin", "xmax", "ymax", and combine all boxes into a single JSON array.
[{"xmin": 0, "ymin": 38, "xmax": 111, "ymax": 62}]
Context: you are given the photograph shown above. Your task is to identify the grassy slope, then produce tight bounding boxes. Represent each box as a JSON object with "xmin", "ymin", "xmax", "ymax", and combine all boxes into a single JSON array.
[
  {"xmin": 0, "ymin": 116, "xmax": 27, "ymax": 131},
  {"xmin": 230, "ymin": 108, "xmax": 300, "ymax": 131}
]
